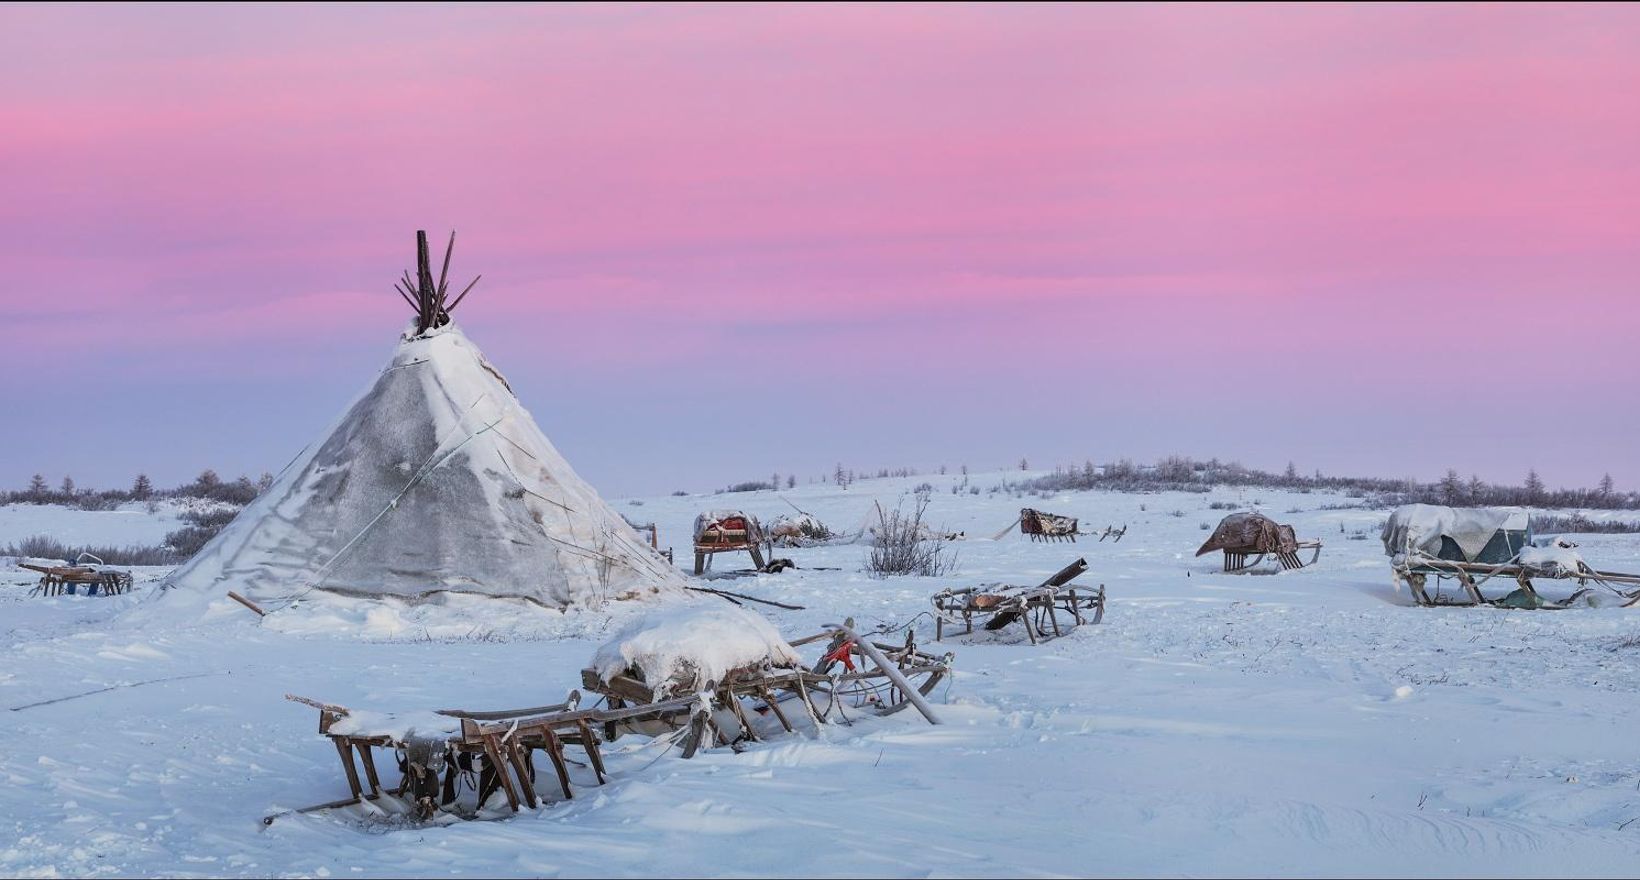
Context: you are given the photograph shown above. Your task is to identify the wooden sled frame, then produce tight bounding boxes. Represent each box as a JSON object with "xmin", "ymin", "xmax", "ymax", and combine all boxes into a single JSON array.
[
  {"xmin": 269, "ymin": 690, "xmax": 701, "ymax": 825},
  {"xmin": 20, "ymin": 562, "xmax": 134, "ymax": 597},
  {"xmin": 693, "ymin": 514, "xmax": 766, "ymax": 575},
  {"xmin": 930, "ymin": 557, "xmax": 1104, "ymax": 644},
  {"xmin": 585, "ymin": 624, "xmax": 950, "ymax": 756},
  {"xmin": 1394, "ymin": 555, "xmax": 1640, "ymax": 609},
  {"xmin": 1221, "ymin": 540, "xmax": 1322, "ymax": 573}
]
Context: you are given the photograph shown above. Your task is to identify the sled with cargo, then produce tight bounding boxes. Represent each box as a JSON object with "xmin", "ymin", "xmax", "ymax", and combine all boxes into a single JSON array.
[
  {"xmin": 1384, "ymin": 504, "xmax": 1640, "ymax": 609},
  {"xmin": 1197, "ymin": 512, "xmax": 1321, "ymax": 572},
  {"xmin": 584, "ymin": 621, "xmax": 950, "ymax": 754},
  {"xmin": 271, "ymin": 611, "xmax": 949, "ymax": 825}
]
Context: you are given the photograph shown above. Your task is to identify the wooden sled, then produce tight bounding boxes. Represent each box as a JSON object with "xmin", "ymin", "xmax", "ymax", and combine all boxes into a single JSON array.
[
  {"xmin": 268, "ymin": 690, "xmax": 700, "ymax": 825},
  {"xmin": 931, "ymin": 557, "xmax": 1104, "ymax": 644},
  {"xmin": 1020, "ymin": 508, "xmax": 1079, "ymax": 543},
  {"xmin": 1221, "ymin": 541, "xmax": 1322, "ymax": 573},
  {"xmin": 693, "ymin": 512, "xmax": 766, "ymax": 575},
  {"xmin": 1394, "ymin": 555, "xmax": 1640, "ymax": 609},
  {"xmin": 584, "ymin": 623, "xmax": 950, "ymax": 755},
  {"xmin": 20, "ymin": 561, "xmax": 133, "ymax": 596},
  {"xmin": 1098, "ymin": 525, "xmax": 1127, "ymax": 543}
]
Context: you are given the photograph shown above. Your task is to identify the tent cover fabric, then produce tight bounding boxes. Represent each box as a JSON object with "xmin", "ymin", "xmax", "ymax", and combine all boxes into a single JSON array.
[
  {"xmin": 1196, "ymin": 512, "xmax": 1298, "ymax": 556},
  {"xmin": 160, "ymin": 323, "xmax": 689, "ymax": 610},
  {"xmin": 1380, "ymin": 504, "xmax": 1530, "ymax": 562}
]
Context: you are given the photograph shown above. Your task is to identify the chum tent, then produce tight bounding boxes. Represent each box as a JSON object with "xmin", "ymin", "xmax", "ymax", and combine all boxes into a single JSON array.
[{"xmin": 158, "ymin": 232, "xmax": 689, "ymax": 613}]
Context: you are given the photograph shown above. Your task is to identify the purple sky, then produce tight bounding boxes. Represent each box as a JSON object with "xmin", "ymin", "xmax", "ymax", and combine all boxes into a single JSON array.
[{"xmin": 4, "ymin": 4, "xmax": 1637, "ymax": 497}]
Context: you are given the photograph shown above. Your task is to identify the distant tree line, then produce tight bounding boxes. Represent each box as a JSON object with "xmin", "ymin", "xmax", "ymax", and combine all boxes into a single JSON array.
[
  {"xmin": 1020, "ymin": 456, "xmax": 1637, "ymax": 510},
  {"xmin": 4, "ymin": 469, "xmax": 274, "ymax": 511}
]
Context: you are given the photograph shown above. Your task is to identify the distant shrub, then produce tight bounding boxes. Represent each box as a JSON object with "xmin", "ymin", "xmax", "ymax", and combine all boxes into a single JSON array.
[
  {"xmin": 163, "ymin": 526, "xmax": 219, "ymax": 558},
  {"xmin": 1, "ymin": 535, "xmax": 179, "ymax": 566},
  {"xmin": 1530, "ymin": 514, "xmax": 1640, "ymax": 535},
  {"xmin": 1209, "ymin": 501, "xmax": 1237, "ymax": 510},
  {"xmin": 723, "ymin": 481, "xmax": 775, "ymax": 493},
  {"xmin": 866, "ymin": 497, "xmax": 957, "ymax": 578}
]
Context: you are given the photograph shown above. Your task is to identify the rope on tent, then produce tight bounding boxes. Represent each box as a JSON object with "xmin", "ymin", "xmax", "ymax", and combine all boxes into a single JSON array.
[{"xmin": 264, "ymin": 396, "xmax": 500, "ymax": 611}]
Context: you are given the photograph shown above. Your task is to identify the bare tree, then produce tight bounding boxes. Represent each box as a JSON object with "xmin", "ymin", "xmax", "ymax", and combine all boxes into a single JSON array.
[
  {"xmin": 1439, "ymin": 469, "xmax": 1462, "ymax": 505},
  {"xmin": 865, "ymin": 495, "xmax": 957, "ymax": 577},
  {"xmin": 1525, "ymin": 468, "xmax": 1545, "ymax": 504}
]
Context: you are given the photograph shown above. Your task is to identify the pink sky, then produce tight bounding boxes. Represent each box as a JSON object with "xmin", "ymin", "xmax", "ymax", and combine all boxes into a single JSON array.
[{"xmin": 4, "ymin": 4, "xmax": 1637, "ymax": 495}]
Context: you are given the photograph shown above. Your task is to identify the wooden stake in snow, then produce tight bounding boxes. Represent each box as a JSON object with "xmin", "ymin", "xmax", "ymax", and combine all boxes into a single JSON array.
[{"xmin": 226, "ymin": 591, "xmax": 266, "ymax": 616}]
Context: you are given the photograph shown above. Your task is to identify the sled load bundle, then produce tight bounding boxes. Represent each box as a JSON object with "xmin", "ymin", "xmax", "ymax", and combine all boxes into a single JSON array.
[
  {"xmin": 767, "ymin": 512, "xmax": 834, "ymax": 547},
  {"xmin": 1019, "ymin": 508, "xmax": 1079, "ymax": 542},
  {"xmin": 584, "ymin": 605, "xmax": 950, "ymax": 756},
  {"xmin": 930, "ymin": 557, "xmax": 1105, "ymax": 643},
  {"xmin": 1384, "ymin": 505, "xmax": 1640, "ymax": 608},
  {"xmin": 692, "ymin": 510, "xmax": 766, "ymax": 574},
  {"xmin": 153, "ymin": 231, "xmax": 687, "ymax": 621},
  {"xmin": 1196, "ymin": 512, "xmax": 1321, "ymax": 572},
  {"xmin": 21, "ymin": 557, "xmax": 133, "ymax": 597}
]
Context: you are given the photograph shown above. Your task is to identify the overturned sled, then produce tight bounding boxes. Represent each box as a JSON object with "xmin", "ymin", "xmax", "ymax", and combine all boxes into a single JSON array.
[
  {"xmin": 692, "ymin": 510, "xmax": 766, "ymax": 574},
  {"xmin": 1384, "ymin": 505, "xmax": 1640, "ymax": 608},
  {"xmin": 931, "ymin": 557, "xmax": 1104, "ymax": 644},
  {"xmin": 1197, "ymin": 512, "xmax": 1321, "ymax": 572}
]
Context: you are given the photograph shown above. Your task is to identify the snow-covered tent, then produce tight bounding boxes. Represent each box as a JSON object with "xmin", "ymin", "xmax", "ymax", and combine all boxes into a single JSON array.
[
  {"xmin": 157, "ymin": 232, "xmax": 689, "ymax": 613},
  {"xmin": 1380, "ymin": 504, "xmax": 1530, "ymax": 564}
]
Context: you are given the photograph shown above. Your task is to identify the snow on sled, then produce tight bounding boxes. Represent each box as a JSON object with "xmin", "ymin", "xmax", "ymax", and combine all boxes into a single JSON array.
[
  {"xmin": 1383, "ymin": 505, "xmax": 1640, "ymax": 608},
  {"xmin": 692, "ymin": 510, "xmax": 766, "ymax": 574},
  {"xmin": 1196, "ymin": 512, "xmax": 1321, "ymax": 572},
  {"xmin": 584, "ymin": 605, "xmax": 950, "ymax": 757},
  {"xmin": 20, "ymin": 556, "xmax": 134, "ymax": 597},
  {"xmin": 930, "ymin": 557, "xmax": 1105, "ymax": 644}
]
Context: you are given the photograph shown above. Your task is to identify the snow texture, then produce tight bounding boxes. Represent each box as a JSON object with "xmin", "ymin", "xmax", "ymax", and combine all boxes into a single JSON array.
[
  {"xmin": 326, "ymin": 709, "xmax": 460, "ymax": 742},
  {"xmin": 155, "ymin": 324, "xmax": 688, "ymax": 613},
  {"xmin": 1520, "ymin": 541, "xmax": 1588, "ymax": 573},
  {"xmin": 591, "ymin": 602, "xmax": 803, "ymax": 698},
  {"xmin": 8, "ymin": 475, "xmax": 1640, "ymax": 877}
]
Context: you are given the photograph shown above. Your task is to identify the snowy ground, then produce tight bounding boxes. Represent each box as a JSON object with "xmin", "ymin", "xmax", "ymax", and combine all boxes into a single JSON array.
[{"xmin": 5, "ymin": 473, "xmax": 1640, "ymax": 877}]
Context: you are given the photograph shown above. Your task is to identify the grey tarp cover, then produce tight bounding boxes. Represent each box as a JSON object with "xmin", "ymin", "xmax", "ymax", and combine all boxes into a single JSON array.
[
  {"xmin": 1380, "ymin": 504, "xmax": 1529, "ymax": 561},
  {"xmin": 1196, "ymin": 513, "xmax": 1298, "ymax": 556},
  {"xmin": 159, "ymin": 324, "xmax": 689, "ymax": 609}
]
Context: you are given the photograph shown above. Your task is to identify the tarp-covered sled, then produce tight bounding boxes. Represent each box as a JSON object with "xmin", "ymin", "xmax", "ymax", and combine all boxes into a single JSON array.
[{"xmin": 1197, "ymin": 512, "xmax": 1321, "ymax": 571}]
